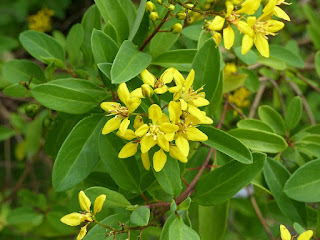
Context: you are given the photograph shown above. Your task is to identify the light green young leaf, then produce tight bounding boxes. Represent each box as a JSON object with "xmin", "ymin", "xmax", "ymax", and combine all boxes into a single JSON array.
[
  {"xmin": 237, "ymin": 119, "xmax": 274, "ymax": 132},
  {"xmin": 130, "ymin": 206, "xmax": 150, "ymax": 226},
  {"xmin": 169, "ymin": 217, "xmax": 200, "ymax": 240}
]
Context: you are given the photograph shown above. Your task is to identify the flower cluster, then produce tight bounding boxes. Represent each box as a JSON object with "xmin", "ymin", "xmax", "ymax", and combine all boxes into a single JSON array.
[
  {"xmin": 27, "ymin": 8, "xmax": 54, "ymax": 33},
  {"xmin": 207, "ymin": 0, "xmax": 290, "ymax": 57},
  {"xmin": 228, "ymin": 87, "xmax": 251, "ymax": 108},
  {"xmin": 61, "ymin": 191, "xmax": 106, "ymax": 240},
  {"xmin": 280, "ymin": 224, "xmax": 313, "ymax": 240},
  {"xmin": 101, "ymin": 68, "xmax": 212, "ymax": 172}
]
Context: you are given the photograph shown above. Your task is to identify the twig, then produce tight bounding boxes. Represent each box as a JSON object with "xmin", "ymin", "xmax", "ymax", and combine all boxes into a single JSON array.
[
  {"xmin": 249, "ymin": 80, "xmax": 267, "ymax": 118},
  {"xmin": 296, "ymin": 72, "xmax": 320, "ymax": 94},
  {"xmin": 228, "ymin": 102, "xmax": 247, "ymax": 119},
  {"xmin": 246, "ymin": 186, "xmax": 275, "ymax": 240},
  {"xmin": 216, "ymin": 94, "xmax": 229, "ymax": 129},
  {"xmin": 268, "ymin": 79, "xmax": 286, "ymax": 115}
]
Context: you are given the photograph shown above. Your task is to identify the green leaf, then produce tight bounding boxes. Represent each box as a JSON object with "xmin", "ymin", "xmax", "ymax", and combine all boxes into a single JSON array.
[
  {"xmin": 258, "ymin": 56, "xmax": 287, "ymax": 70},
  {"xmin": 130, "ymin": 206, "xmax": 150, "ymax": 226},
  {"xmin": 234, "ymin": 47, "xmax": 258, "ymax": 65},
  {"xmin": 111, "ymin": 40, "xmax": 152, "ymax": 84},
  {"xmin": 223, "ymin": 73, "xmax": 247, "ymax": 93},
  {"xmin": 241, "ymin": 69, "xmax": 260, "ymax": 92},
  {"xmin": 237, "ymin": 119, "xmax": 274, "ymax": 132},
  {"xmin": 269, "ymin": 45, "xmax": 304, "ymax": 68},
  {"xmin": 315, "ymin": 51, "xmax": 320, "ymax": 78},
  {"xmin": 197, "ymin": 31, "xmax": 212, "ymax": 49},
  {"xmin": 7, "ymin": 207, "xmax": 43, "ymax": 232},
  {"xmin": 258, "ymin": 105, "xmax": 286, "ymax": 136},
  {"xmin": 85, "ymin": 186, "xmax": 131, "ymax": 208},
  {"xmin": 104, "ymin": 21, "xmax": 118, "ymax": 43},
  {"xmin": 98, "ymin": 132, "xmax": 140, "ymax": 192},
  {"xmin": 198, "ymin": 201, "xmax": 229, "ymax": 240},
  {"xmin": 153, "ymin": 155, "xmax": 182, "ymax": 197},
  {"xmin": 128, "ymin": 0, "xmax": 146, "ymax": 41},
  {"xmin": 52, "ymin": 114, "xmax": 105, "ymax": 191},
  {"xmin": 181, "ymin": 24, "xmax": 202, "ymax": 41},
  {"xmin": 169, "ymin": 217, "xmax": 200, "ymax": 240},
  {"xmin": 193, "ymin": 152, "xmax": 266, "ymax": 205},
  {"xmin": 263, "ymin": 158, "xmax": 307, "ymax": 225},
  {"xmin": 31, "ymin": 78, "xmax": 106, "ymax": 114},
  {"xmin": 285, "ymin": 96, "xmax": 302, "ymax": 131},
  {"xmin": 152, "ymin": 49, "xmax": 197, "ymax": 72},
  {"xmin": 94, "ymin": 0, "xmax": 130, "ymax": 42},
  {"xmin": 0, "ymin": 126, "xmax": 15, "ymax": 141},
  {"xmin": 296, "ymin": 142, "xmax": 320, "ymax": 158},
  {"xmin": 200, "ymin": 126, "xmax": 252, "ymax": 164},
  {"xmin": 160, "ymin": 214, "xmax": 176, "ymax": 240},
  {"xmin": 3, "ymin": 59, "xmax": 45, "ymax": 84},
  {"xmin": 284, "ymin": 159, "xmax": 320, "ymax": 202},
  {"xmin": 3, "ymin": 83, "xmax": 32, "ymax": 98},
  {"xmin": 81, "ymin": 5, "xmax": 101, "ymax": 66},
  {"xmin": 91, "ymin": 29, "xmax": 119, "ymax": 64},
  {"xmin": 19, "ymin": 30, "xmax": 65, "ymax": 68},
  {"xmin": 228, "ymin": 129, "xmax": 287, "ymax": 153},
  {"xmin": 192, "ymin": 38, "xmax": 221, "ymax": 115},
  {"xmin": 307, "ymin": 24, "xmax": 320, "ymax": 50},
  {"xmin": 66, "ymin": 23, "xmax": 84, "ymax": 66},
  {"xmin": 302, "ymin": 4, "xmax": 320, "ymax": 27},
  {"xmin": 150, "ymin": 33, "xmax": 180, "ymax": 58},
  {"xmin": 0, "ymin": 35, "xmax": 19, "ymax": 54}
]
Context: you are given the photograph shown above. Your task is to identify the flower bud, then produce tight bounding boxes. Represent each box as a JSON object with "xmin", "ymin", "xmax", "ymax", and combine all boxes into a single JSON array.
[
  {"xmin": 141, "ymin": 84, "xmax": 154, "ymax": 98},
  {"xmin": 171, "ymin": 23, "xmax": 182, "ymax": 33},
  {"xmin": 156, "ymin": 0, "xmax": 163, "ymax": 4},
  {"xmin": 176, "ymin": 12, "xmax": 186, "ymax": 20},
  {"xmin": 149, "ymin": 12, "xmax": 159, "ymax": 21},
  {"xmin": 186, "ymin": 3, "xmax": 194, "ymax": 8},
  {"xmin": 146, "ymin": 1, "xmax": 156, "ymax": 12},
  {"xmin": 168, "ymin": 4, "xmax": 175, "ymax": 11},
  {"xmin": 25, "ymin": 103, "xmax": 41, "ymax": 118}
]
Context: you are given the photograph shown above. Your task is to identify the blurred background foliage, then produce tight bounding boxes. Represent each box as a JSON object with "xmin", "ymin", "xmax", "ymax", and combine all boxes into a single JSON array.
[{"xmin": 0, "ymin": 0, "xmax": 320, "ymax": 239}]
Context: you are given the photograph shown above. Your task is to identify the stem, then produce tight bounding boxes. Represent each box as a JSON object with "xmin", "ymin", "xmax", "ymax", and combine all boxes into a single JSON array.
[
  {"xmin": 216, "ymin": 94, "xmax": 229, "ymax": 129},
  {"xmin": 296, "ymin": 72, "xmax": 320, "ymax": 94},
  {"xmin": 246, "ymin": 186, "xmax": 275, "ymax": 240},
  {"xmin": 139, "ymin": 11, "xmax": 171, "ymax": 51},
  {"xmin": 249, "ymin": 80, "xmax": 267, "ymax": 118}
]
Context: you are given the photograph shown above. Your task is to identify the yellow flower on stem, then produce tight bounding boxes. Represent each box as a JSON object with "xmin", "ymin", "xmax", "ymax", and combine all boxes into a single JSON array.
[
  {"xmin": 140, "ymin": 68, "xmax": 176, "ymax": 94},
  {"xmin": 261, "ymin": 0, "xmax": 291, "ymax": 21},
  {"xmin": 101, "ymin": 83, "xmax": 141, "ymax": 136},
  {"xmin": 61, "ymin": 191, "xmax": 106, "ymax": 240},
  {"xmin": 280, "ymin": 224, "xmax": 313, "ymax": 240}
]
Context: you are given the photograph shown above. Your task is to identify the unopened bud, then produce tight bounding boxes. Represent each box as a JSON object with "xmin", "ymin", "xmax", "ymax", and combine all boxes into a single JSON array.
[
  {"xmin": 156, "ymin": 0, "xmax": 163, "ymax": 4},
  {"xmin": 176, "ymin": 12, "xmax": 186, "ymax": 20},
  {"xmin": 141, "ymin": 84, "xmax": 154, "ymax": 98},
  {"xmin": 146, "ymin": 1, "xmax": 156, "ymax": 12},
  {"xmin": 186, "ymin": 3, "xmax": 194, "ymax": 8},
  {"xmin": 171, "ymin": 23, "xmax": 182, "ymax": 33},
  {"xmin": 25, "ymin": 103, "xmax": 41, "ymax": 118},
  {"xmin": 168, "ymin": 4, "xmax": 175, "ymax": 11},
  {"xmin": 149, "ymin": 12, "xmax": 159, "ymax": 21}
]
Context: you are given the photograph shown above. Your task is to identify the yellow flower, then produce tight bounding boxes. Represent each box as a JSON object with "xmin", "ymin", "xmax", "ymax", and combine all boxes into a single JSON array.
[
  {"xmin": 235, "ymin": 0, "xmax": 261, "ymax": 15},
  {"xmin": 228, "ymin": 87, "xmax": 251, "ymax": 109},
  {"xmin": 61, "ymin": 191, "xmax": 106, "ymax": 240},
  {"xmin": 261, "ymin": 0, "xmax": 291, "ymax": 21},
  {"xmin": 140, "ymin": 68, "xmax": 176, "ymax": 94},
  {"xmin": 27, "ymin": 8, "xmax": 54, "ymax": 32},
  {"xmin": 280, "ymin": 225, "xmax": 313, "ymax": 240},
  {"xmin": 101, "ymin": 83, "xmax": 141, "ymax": 136}
]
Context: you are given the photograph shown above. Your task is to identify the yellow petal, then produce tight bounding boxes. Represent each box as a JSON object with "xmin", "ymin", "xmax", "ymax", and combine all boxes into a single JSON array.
[
  {"xmin": 134, "ymin": 115, "xmax": 144, "ymax": 130},
  {"xmin": 157, "ymin": 134, "xmax": 170, "ymax": 152},
  {"xmin": 254, "ymin": 33, "xmax": 269, "ymax": 58},
  {"xmin": 241, "ymin": 34, "xmax": 254, "ymax": 55},
  {"xmin": 223, "ymin": 25, "xmax": 235, "ymax": 50},
  {"xmin": 168, "ymin": 86, "xmax": 180, "ymax": 93},
  {"xmin": 153, "ymin": 149, "xmax": 167, "ymax": 172},
  {"xmin": 202, "ymin": 116, "xmax": 214, "ymax": 125},
  {"xmin": 186, "ymin": 127, "xmax": 208, "ymax": 141},
  {"xmin": 262, "ymin": 0, "xmax": 277, "ymax": 15},
  {"xmin": 141, "ymin": 84, "xmax": 154, "ymax": 98},
  {"xmin": 141, "ymin": 152, "xmax": 150, "ymax": 170},
  {"xmin": 77, "ymin": 224, "xmax": 88, "ymax": 240},
  {"xmin": 126, "ymin": 97, "xmax": 141, "ymax": 113},
  {"xmin": 208, "ymin": 16, "xmax": 225, "ymax": 31},
  {"xmin": 297, "ymin": 230, "xmax": 313, "ymax": 240},
  {"xmin": 140, "ymin": 135, "xmax": 156, "ymax": 153},
  {"xmin": 140, "ymin": 69, "xmax": 155, "ymax": 87},
  {"xmin": 180, "ymin": 99, "xmax": 188, "ymax": 111},
  {"xmin": 169, "ymin": 146, "xmax": 188, "ymax": 163},
  {"xmin": 149, "ymin": 104, "xmax": 162, "ymax": 123},
  {"xmin": 102, "ymin": 117, "xmax": 122, "ymax": 135},
  {"xmin": 266, "ymin": 20, "xmax": 285, "ymax": 32},
  {"xmin": 173, "ymin": 69, "xmax": 185, "ymax": 87},
  {"xmin": 212, "ymin": 31, "xmax": 222, "ymax": 47},
  {"xmin": 274, "ymin": 6, "xmax": 290, "ymax": 21},
  {"xmin": 176, "ymin": 135, "xmax": 189, "ymax": 157},
  {"xmin": 60, "ymin": 213, "xmax": 84, "ymax": 226},
  {"xmin": 130, "ymin": 88, "xmax": 144, "ymax": 98},
  {"xmin": 247, "ymin": 16, "xmax": 256, "ymax": 27},
  {"xmin": 165, "ymin": 132, "xmax": 175, "ymax": 141},
  {"xmin": 117, "ymin": 129, "xmax": 136, "ymax": 140},
  {"xmin": 118, "ymin": 142, "xmax": 138, "ymax": 158},
  {"xmin": 169, "ymin": 101, "xmax": 182, "ymax": 123},
  {"xmin": 159, "ymin": 113, "xmax": 170, "ymax": 124},
  {"xmin": 236, "ymin": 0, "xmax": 261, "ymax": 15},
  {"xmin": 160, "ymin": 123, "xmax": 179, "ymax": 133},
  {"xmin": 160, "ymin": 68, "xmax": 174, "ymax": 84},
  {"xmin": 225, "ymin": 1, "xmax": 234, "ymax": 17},
  {"xmin": 100, "ymin": 102, "xmax": 120, "ymax": 112},
  {"xmin": 118, "ymin": 118, "xmax": 130, "ymax": 136},
  {"xmin": 154, "ymin": 85, "xmax": 168, "ymax": 94},
  {"xmin": 184, "ymin": 69, "xmax": 195, "ymax": 91},
  {"xmin": 188, "ymin": 105, "xmax": 206, "ymax": 122},
  {"xmin": 135, "ymin": 124, "xmax": 149, "ymax": 137},
  {"xmin": 118, "ymin": 83, "xmax": 130, "ymax": 105},
  {"xmin": 236, "ymin": 21, "xmax": 254, "ymax": 37},
  {"xmin": 280, "ymin": 225, "xmax": 291, "ymax": 240},
  {"xmin": 79, "ymin": 190, "xmax": 91, "ymax": 212},
  {"xmin": 192, "ymin": 97, "xmax": 210, "ymax": 107},
  {"xmin": 93, "ymin": 194, "xmax": 106, "ymax": 215}
]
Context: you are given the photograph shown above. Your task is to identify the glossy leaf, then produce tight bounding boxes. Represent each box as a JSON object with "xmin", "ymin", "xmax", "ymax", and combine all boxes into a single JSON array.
[
  {"xmin": 52, "ymin": 114, "xmax": 105, "ymax": 191},
  {"xmin": 98, "ymin": 132, "xmax": 140, "ymax": 192},
  {"xmin": 285, "ymin": 96, "xmax": 303, "ymax": 131},
  {"xmin": 199, "ymin": 126, "xmax": 252, "ymax": 164},
  {"xmin": 264, "ymin": 158, "xmax": 307, "ymax": 225},
  {"xmin": 258, "ymin": 105, "xmax": 286, "ymax": 136},
  {"xmin": 31, "ymin": 78, "xmax": 106, "ymax": 114},
  {"xmin": 193, "ymin": 153, "xmax": 266, "ymax": 205},
  {"xmin": 128, "ymin": 0, "xmax": 146, "ymax": 41},
  {"xmin": 66, "ymin": 23, "xmax": 84, "ymax": 65},
  {"xmin": 153, "ymin": 155, "xmax": 182, "ymax": 197},
  {"xmin": 228, "ymin": 129, "xmax": 287, "ymax": 153},
  {"xmin": 284, "ymin": 159, "xmax": 320, "ymax": 202},
  {"xmin": 130, "ymin": 206, "xmax": 150, "ymax": 226},
  {"xmin": 181, "ymin": 24, "xmax": 202, "ymax": 41},
  {"xmin": 19, "ymin": 30, "xmax": 65, "ymax": 68},
  {"xmin": 237, "ymin": 119, "xmax": 274, "ymax": 132}
]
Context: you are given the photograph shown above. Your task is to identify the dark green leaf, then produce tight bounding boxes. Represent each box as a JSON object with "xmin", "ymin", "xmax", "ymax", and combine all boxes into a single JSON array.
[
  {"xmin": 19, "ymin": 30, "xmax": 65, "ymax": 68},
  {"xmin": 160, "ymin": 214, "xmax": 176, "ymax": 240},
  {"xmin": 31, "ymin": 78, "xmax": 106, "ymax": 114},
  {"xmin": 263, "ymin": 158, "xmax": 307, "ymax": 225},
  {"xmin": 200, "ymin": 126, "xmax": 252, "ymax": 164},
  {"xmin": 111, "ymin": 40, "xmax": 152, "ymax": 84},
  {"xmin": 193, "ymin": 153, "xmax": 266, "ymax": 205},
  {"xmin": 228, "ymin": 129, "xmax": 287, "ymax": 153},
  {"xmin": 130, "ymin": 206, "xmax": 150, "ymax": 226},
  {"xmin": 129, "ymin": 0, "xmax": 146, "ymax": 41},
  {"xmin": 258, "ymin": 105, "xmax": 286, "ymax": 136},
  {"xmin": 52, "ymin": 114, "xmax": 105, "ymax": 191},
  {"xmin": 285, "ymin": 96, "xmax": 302, "ymax": 131},
  {"xmin": 237, "ymin": 119, "xmax": 274, "ymax": 132},
  {"xmin": 66, "ymin": 23, "xmax": 84, "ymax": 65}
]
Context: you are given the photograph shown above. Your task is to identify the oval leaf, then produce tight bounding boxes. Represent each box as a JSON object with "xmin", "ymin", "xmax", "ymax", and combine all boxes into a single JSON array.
[
  {"xmin": 66, "ymin": 23, "xmax": 84, "ymax": 65},
  {"xmin": 285, "ymin": 96, "xmax": 302, "ymax": 131},
  {"xmin": 258, "ymin": 105, "xmax": 286, "ymax": 136},
  {"xmin": 237, "ymin": 119, "xmax": 274, "ymax": 132},
  {"xmin": 169, "ymin": 218, "xmax": 200, "ymax": 240},
  {"xmin": 130, "ymin": 206, "xmax": 150, "ymax": 226}
]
